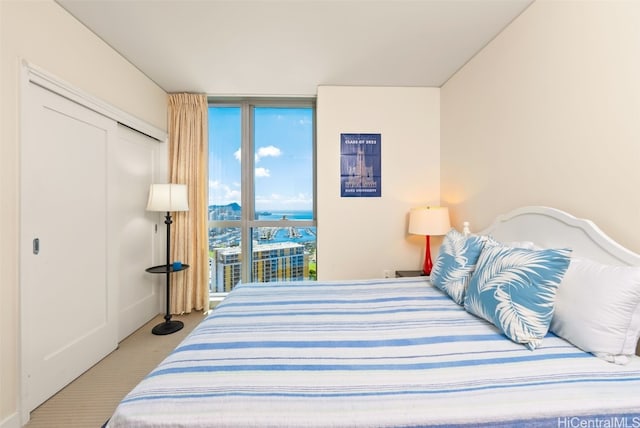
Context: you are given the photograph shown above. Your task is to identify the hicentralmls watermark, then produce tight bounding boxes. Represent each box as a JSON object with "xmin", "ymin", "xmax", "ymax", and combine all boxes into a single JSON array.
[{"xmin": 557, "ymin": 416, "xmax": 640, "ymax": 428}]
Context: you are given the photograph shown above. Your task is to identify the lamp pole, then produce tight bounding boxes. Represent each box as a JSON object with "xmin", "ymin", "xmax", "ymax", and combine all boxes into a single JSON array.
[{"xmin": 163, "ymin": 212, "xmax": 172, "ymax": 324}]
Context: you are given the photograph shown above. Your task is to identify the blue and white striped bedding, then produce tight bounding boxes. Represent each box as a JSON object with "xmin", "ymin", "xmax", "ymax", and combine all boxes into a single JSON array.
[{"xmin": 107, "ymin": 278, "xmax": 640, "ymax": 427}]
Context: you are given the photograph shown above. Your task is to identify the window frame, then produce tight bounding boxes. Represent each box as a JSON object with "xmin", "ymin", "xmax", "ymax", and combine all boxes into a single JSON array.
[{"xmin": 208, "ymin": 97, "xmax": 317, "ymax": 295}]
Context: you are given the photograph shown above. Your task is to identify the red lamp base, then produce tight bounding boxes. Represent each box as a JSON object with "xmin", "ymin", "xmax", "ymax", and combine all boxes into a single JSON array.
[{"xmin": 422, "ymin": 235, "xmax": 433, "ymax": 275}]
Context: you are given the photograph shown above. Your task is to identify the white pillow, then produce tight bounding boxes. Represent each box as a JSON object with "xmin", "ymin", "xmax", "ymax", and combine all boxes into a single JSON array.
[
  {"xmin": 502, "ymin": 240, "xmax": 538, "ymax": 250},
  {"xmin": 550, "ymin": 257, "xmax": 640, "ymax": 364}
]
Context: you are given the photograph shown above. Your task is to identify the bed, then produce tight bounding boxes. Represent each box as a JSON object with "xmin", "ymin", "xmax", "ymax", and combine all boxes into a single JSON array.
[{"xmin": 106, "ymin": 206, "xmax": 640, "ymax": 427}]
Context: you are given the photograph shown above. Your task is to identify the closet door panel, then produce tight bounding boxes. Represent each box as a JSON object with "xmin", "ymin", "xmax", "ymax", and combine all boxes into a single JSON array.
[
  {"xmin": 112, "ymin": 124, "xmax": 165, "ymax": 340},
  {"xmin": 21, "ymin": 83, "xmax": 118, "ymax": 413}
]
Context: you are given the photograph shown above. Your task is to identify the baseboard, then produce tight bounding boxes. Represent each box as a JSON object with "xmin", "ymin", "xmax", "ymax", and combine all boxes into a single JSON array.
[{"xmin": 0, "ymin": 412, "xmax": 20, "ymax": 428}]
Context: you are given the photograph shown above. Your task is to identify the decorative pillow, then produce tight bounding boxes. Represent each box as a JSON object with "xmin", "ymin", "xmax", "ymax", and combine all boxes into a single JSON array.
[
  {"xmin": 464, "ymin": 245, "xmax": 572, "ymax": 350},
  {"xmin": 550, "ymin": 257, "xmax": 640, "ymax": 364},
  {"xmin": 430, "ymin": 229, "xmax": 488, "ymax": 305},
  {"xmin": 502, "ymin": 241, "xmax": 539, "ymax": 250}
]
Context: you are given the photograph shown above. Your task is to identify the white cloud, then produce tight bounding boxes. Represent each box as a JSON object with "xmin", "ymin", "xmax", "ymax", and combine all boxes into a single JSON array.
[
  {"xmin": 255, "ymin": 167, "xmax": 270, "ymax": 178},
  {"xmin": 255, "ymin": 145, "xmax": 281, "ymax": 162},
  {"xmin": 256, "ymin": 193, "xmax": 313, "ymax": 210},
  {"xmin": 234, "ymin": 146, "xmax": 281, "ymax": 163},
  {"xmin": 286, "ymin": 193, "xmax": 312, "ymax": 205},
  {"xmin": 254, "ymin": 192, "xmax": 313, "ymax": 211},
  {"xmin": 209, "ymin": 180, "xmax": 240, "ymax": 205}
]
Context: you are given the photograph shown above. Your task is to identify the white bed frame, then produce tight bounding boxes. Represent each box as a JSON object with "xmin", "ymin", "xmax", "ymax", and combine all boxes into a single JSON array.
[
  {"xmin": 481, "ymin": 206, "xmax": 640, "ymax": 356},
  {"xmin": 481, "ymin": 206, "xmax": 640, "ymax": 267}
]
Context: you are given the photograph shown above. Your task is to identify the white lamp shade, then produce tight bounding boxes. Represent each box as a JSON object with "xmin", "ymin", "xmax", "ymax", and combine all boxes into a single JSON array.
[
  {"xmin": 146, "ymin": 184, "xmax": 189, "ymax": 212},
  {"xmin": 408, "ymin": 206, "xmax": 451, "ymax": 236}
]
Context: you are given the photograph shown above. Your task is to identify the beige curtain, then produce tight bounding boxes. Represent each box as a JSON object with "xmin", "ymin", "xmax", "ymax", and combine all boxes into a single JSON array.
[{"xmin": 168, "ymin": 93, "xmax": 209, "ymax": 314}]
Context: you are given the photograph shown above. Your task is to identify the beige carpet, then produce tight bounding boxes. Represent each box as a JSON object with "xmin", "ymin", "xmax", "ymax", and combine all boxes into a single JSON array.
[{"xmin": 25, "ymin": 311, "xmax": 207, "ymax": 428}]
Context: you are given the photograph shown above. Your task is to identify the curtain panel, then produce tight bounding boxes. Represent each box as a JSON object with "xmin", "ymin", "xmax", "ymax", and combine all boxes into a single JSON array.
[{"xmin": 168, "ymin": 93, "xmax": 209, "ymax": 314}]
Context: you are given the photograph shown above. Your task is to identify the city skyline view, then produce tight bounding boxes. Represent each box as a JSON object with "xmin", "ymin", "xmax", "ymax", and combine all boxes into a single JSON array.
[
  {"xmin": 208, "ymin": 106, "xmax": 314, "ymax": 212},
  {"xmin": 208, "ymin": 103, "xmax": 316, "ymax": 289}
]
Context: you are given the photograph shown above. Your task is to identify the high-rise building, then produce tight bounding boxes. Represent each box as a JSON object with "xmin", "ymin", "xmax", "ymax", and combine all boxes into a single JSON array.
[{"xmin": 213, "ymin": 241, "xmax": 307, "ymax": 292}]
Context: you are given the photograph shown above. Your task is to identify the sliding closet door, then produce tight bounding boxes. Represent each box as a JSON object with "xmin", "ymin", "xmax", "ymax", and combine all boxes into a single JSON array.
[
  {"xmin": 21, "ymin": 82, "xmax": 118, "ymax": 413},
  {"xmin": 112, "ymin": 124, "xmax": 165, "ymax": 340}
]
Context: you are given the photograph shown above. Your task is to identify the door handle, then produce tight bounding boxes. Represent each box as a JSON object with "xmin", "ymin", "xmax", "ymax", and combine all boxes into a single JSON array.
[{"xmin": 33, "ymin": 238, "xmax": 39, "ymax": 255}]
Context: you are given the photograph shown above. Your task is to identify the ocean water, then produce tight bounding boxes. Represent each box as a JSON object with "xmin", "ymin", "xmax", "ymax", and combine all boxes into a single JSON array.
[
  {"xmin": 255, "ymin": 211, "xmax": 315, "ymax": 244},
  {"xmin": 257, "ymin": 210, "xmax": 313, "ymax": 221}
]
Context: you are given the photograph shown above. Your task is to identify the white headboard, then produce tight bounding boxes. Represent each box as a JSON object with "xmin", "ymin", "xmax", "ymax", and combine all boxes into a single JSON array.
[{"xmin": 480, "ymin": 206, "xmax": 640, "ymax": 267}]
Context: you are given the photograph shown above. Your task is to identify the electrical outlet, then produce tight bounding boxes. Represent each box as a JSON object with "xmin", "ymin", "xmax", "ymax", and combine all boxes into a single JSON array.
[{"xmin": 383, "ymin": 269, "xmax": 393, "ymax": 278}]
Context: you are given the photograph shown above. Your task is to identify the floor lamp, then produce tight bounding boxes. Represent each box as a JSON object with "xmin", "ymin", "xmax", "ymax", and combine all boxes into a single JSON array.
[
  {"xmin": 146, "ymin": 183, "xmax": 189, "ymax": 335},
  {"xmin": 408, "ymin": 206, "xmax": 451, "ymax": 276}
]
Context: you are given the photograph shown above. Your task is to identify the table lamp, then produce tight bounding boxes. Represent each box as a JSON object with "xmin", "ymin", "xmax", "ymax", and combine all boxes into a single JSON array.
[{"xmin": 408, "ymin": 206, "xmax": 451, "ymax": 275}]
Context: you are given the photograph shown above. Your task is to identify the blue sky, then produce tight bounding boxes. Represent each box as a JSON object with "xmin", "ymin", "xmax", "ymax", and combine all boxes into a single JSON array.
[{"xmin": 208, "ymin": 106, "xmax": 313, "ymax": 211}]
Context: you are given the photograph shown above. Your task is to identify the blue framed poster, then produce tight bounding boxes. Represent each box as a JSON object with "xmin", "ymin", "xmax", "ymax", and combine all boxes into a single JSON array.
[{"xmin": 340, "ymin": 133, "xmax": 381, "ymax": 197}]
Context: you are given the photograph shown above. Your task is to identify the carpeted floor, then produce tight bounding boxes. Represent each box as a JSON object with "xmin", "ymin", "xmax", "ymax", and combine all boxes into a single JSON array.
[{"xmin": 25, "ymin": 311, "xmax": 207, "ymax": 428}]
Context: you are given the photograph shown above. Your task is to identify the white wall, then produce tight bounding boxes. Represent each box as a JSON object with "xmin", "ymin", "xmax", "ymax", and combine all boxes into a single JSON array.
[
  {"xmin": 0, "ymin": 1, "xmax": 167, "ymax": 426},
  {"xmin": 441, "ymin": 0, "xmax": 640, "ymax": 252},
  {"xmin": 317, "ymin": 86, "xmax": 441, "ymax": 280}
]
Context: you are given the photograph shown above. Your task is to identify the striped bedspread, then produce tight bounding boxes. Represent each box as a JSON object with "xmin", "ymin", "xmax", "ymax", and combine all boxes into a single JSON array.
[{"xmin": 107, "ymin": 278, "xmax": 640, "ymax": 427}]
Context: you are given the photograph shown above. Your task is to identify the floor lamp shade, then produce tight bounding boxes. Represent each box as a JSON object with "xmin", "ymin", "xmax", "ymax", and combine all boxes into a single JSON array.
[
  {"xmin": 146, "ymin": 184, "xmax": 189, "ymax": 212},
  {"xmin": 408, "ymin": 206, "xmax": 451, "ymax": 275},
  {"xmin": 145, "ymin": 183, "xmax": 189, "ymax": 335}
]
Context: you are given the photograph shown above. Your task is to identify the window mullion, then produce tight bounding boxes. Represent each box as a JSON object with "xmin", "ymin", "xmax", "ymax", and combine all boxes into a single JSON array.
[{"xmin": 240, "ymin": 102, "xmax": 255, "ymax": 283}]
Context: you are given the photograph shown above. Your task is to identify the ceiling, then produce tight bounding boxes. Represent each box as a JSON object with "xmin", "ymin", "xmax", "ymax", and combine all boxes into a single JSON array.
[{"xmin": 56, "ymin": 0, "xmax": 534, "ymax": 96}]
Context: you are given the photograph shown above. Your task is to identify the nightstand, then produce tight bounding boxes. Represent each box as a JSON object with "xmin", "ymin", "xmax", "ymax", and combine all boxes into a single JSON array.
[{"xmin": 395, "ymin": 270, "xmax": 427, "ymax": 278}]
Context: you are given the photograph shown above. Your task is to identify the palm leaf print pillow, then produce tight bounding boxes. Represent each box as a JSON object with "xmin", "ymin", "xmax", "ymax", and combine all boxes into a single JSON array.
[
  {"xmin": 464, "ymin": 245, "xmax": 572, "ymax": 350},
  {"xmin": 430, "ymin": 229, "xmax": 489, "ymax": 305}
]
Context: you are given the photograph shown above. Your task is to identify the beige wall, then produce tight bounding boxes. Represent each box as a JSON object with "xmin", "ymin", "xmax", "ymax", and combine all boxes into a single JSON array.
[
  {"xmin": 0, "ymin": 1, "xmax": 167, "ymax": 426},
  {"xmin": 441, "ymin": 0, "xmax": 640, "ymax": 252},
  {"xmin": 317, "ymin": 86, "xmax": 441, "ymax": 280}
]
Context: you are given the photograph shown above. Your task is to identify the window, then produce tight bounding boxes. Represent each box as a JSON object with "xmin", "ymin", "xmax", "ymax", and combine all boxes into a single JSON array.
[{"xmin": 208, "ymin": 99, "xmax": 316, "ymax": 295}]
